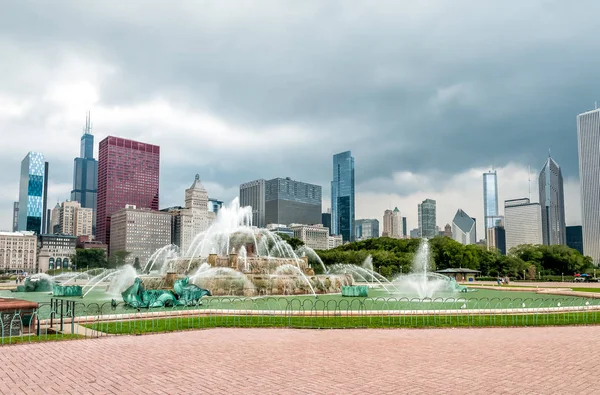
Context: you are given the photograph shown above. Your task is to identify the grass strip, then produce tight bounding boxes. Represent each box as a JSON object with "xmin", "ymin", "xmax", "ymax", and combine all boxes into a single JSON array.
[
  {"xmin": 1, "ymin": 334, "xmax": 83, "ymax": 345},
  {"xmin": 570, "ymin": 288, "xmax": 600, "ymax": 293},
  {"xmin": 82, "ymin": 312, "xmax": 600, "ymax": 334}
]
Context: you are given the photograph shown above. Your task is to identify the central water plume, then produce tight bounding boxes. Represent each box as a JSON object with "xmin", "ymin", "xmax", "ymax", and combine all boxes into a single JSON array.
[{"xmin": 392, "ymin": 239, "xmax": 462, "ymax": 298}]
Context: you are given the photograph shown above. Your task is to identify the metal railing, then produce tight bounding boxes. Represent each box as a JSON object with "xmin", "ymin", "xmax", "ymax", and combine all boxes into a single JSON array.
[{"xmin": 3, "ymin": 296, "xmax": 600, "ymax": 345}]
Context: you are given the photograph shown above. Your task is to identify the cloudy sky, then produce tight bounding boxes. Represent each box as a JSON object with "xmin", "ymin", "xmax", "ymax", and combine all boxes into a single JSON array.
[{"xmin": 1, "ymin": 1, "xmax": 595, "ymax": 237}]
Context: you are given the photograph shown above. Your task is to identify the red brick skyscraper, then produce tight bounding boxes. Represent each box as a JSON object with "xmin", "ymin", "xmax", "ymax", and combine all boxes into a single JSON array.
[{"xmin": 96, "ymin": 136, "xmax": 160, "ymax": 246}]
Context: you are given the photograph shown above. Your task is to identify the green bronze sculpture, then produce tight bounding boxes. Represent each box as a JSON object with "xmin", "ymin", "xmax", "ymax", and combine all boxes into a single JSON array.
[
  {"xmin": 121, "ymin": 277, "xmax": 211, "ymax": 308},
  {"xmin": 173, "ymin": 277, "xmax": 212, "ymax": 305}
]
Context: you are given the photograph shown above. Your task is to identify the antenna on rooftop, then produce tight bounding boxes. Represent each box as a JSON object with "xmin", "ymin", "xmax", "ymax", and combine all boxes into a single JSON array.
[
  {"xmin": 595, "ymin": 101, "xmax": 598, "ymax": 110},
  {"xmin": 83, "ymin": 111, "xmax": 92, "ymax": 134}
]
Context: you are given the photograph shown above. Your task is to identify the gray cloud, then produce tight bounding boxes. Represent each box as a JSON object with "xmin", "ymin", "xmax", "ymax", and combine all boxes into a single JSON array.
[{"xmin": 0, "ymin": 0, "xmax": 597, "ymax": 229}]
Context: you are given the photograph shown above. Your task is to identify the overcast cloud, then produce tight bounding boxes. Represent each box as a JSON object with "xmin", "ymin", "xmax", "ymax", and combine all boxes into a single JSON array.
[{"xmin": 0, "ymin": 0, "xmax": 596, "ymax": 237}]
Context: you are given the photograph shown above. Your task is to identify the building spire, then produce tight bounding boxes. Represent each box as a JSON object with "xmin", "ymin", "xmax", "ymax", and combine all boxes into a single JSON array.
[{"xmin": 83, "ymin": 111, "xmax": 92, "ymax": 135}]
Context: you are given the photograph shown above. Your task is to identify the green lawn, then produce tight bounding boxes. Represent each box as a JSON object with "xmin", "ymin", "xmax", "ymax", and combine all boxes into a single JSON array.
[
  {"xmin": 1, "ymin": 333, "xmax": 82, "ymax": 345},
  {"xmin": 83, "ymin": 311, "xmax": 600, "ymax": 334},
  {"xmin": 570, "ymin": 288, "xmax": 600, "ymax": 293}
]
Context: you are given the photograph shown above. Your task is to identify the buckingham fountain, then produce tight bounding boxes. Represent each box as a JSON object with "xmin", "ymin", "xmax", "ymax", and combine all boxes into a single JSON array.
[
  {"xmin": 112, "ymin": 198, "xmax": 353, "ymax": 302},
  {"xmin": 12, "ymin": 199, "xmax": 466, "ymax": 306}
]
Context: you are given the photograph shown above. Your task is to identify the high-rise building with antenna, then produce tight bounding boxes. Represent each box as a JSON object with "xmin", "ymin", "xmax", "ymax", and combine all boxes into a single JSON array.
[{"xmin": 71, "ymin": 112, "xmax": 98, "ymax": 233}]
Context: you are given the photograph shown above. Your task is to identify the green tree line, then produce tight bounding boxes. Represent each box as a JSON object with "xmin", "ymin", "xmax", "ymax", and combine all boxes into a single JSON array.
[
  {"xmin": 70, "ymin": 248, "xmax": 133, "ymax": 270},
  {"xmin": 316, "ymin": 236, "xmax": 593, "ymax": 279}
]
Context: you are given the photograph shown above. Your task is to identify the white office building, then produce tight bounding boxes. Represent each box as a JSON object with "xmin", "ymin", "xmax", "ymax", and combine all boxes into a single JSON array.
[
  {"xmin": 577, "ymin": 108, "xmax": 600, "ymax": 263},
  {"xmin": 110, "ymin": 205, "xmax": 172, "ymax": 267},
  {"xmin": 0, "ymin": 231, "xmax": 37, "ymax": 273},
  {"xmin": 504, "ymin": 198, "xmax": 542, "ymax": 252},
  {"xmin": 290, "ymin": 224, "xmax": 329, "ymax": 250},
  {"xmin": 452, "ymin": 209, "xmax": 476, "ymax": 245}
]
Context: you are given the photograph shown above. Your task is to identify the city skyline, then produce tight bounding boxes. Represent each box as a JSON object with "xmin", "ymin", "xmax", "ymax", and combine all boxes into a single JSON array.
[{"xmin": 0, "ymin": 1, "xmax": 594, "ymax": 240}]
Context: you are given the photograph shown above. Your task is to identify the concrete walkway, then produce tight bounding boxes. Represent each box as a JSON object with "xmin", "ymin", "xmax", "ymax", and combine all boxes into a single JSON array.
[{"xmin": 1, "ymin": 326, "xmax": 598, "ymax": 394}]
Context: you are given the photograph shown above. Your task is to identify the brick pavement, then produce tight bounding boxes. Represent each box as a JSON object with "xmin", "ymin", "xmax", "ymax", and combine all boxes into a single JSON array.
[{"xmin": 1, "ymin": 326, "xmax": 598, "ymax": 394}]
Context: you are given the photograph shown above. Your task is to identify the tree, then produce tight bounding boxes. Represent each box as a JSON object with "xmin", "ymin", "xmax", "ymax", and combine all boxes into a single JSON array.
[
  {"xmin": 71, "ymin": 248, "xmax": 108, "ymax": 270},
  {"xmin": 108, "ymin": 250, "xmax": 131, "ymax": 269},
  {"xmin": 315, "ymin": 236, "xmax": 594, "ymax": 280},
  {"xmin": 278, "ymin": 234, "xmax": 305, "ymax": 250}
]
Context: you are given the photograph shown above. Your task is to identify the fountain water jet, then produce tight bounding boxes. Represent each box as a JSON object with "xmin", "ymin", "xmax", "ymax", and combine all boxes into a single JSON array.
[{"xmin": 392, "ymin": 239, "xmax": 465, "ymax": 298}]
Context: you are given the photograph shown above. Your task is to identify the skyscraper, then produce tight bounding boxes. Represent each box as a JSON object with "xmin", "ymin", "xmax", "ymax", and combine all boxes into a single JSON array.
[
  {"xmin": 331, "ymin": 151, "xmax": 355, "ymax": 242},
  {"xmin": 577, "ymin": 108, "xmax": 600, "ymax": 263},
  {"xmin": 58, "ymin": 201, "xmax": 93, "ymax": 237},
  {"xmin": 42, "ymin": 161, "xmax": 49, "ymax": 234},
  {"xmin": 264, "ymin": 177, "xmax": 322, "ymax": 226},
  {"xmin": 97, "ymin": 136, "xmax": 160, "ymax": 246},
  {"xmin": 486, "ymin": 226, "xmax": 506, "ymax": 255},
  {"xmin": 483, "ymin": 170, "xmax": 499, "ymax": 230},
  {"xmin": 443, "ymin": 223, "xmax": 452, "ymax": 238},
  {"xmin": 417, "ymin": 199, "xmax": 436, "ymax": 239},
  {"xmin": 382, "ymin": 207, "xmax": 402, "ymax": 238},
  {"xmin": 452, "ymin": 209, "xmax": 476, "ymax": 245},
  {"xmin": 17, "ymin": 152, "xmax": 47, "ymax": 234},
  {"xmin": 504, "ymin": 198, "xmax": 542, "ymax": 252},
  {"xmin": 566, "ymin": 225, "xmax": 583, "ymax": 255},
  {"xmin": 322, "ymin": 211, "xmax": 332, "ymax": 235},
  {"xmin": 109, "ymin": 205, "xmax": 171, "ymax": 267},
  {"xmin": 179, "ymin": 174, "xmax": 210, "ymax": 254},
  {"xmin": 239, "ymin": 179, "xmax": 266, "ymax": 228},
  {"xmin": 12, "ymin": 202, "xmax": 19, "ymax": 232},
  {"xmin": 402, "ymin": 217, "xmax": 407, "ymax": 237},
  {"xmin": 392, "ymin": 208, "xmax": 402, "ymax": 237},
  {"xmin": 355, "ymin": 219, "xmax": 379, "ymax": 239},
  {"xmin": 71, "ymin": 113, "xmax": 98, "ymax": 232},
  {"xmin": 538, "ymin": 154, "xmax": 566, "ymax": 246}
]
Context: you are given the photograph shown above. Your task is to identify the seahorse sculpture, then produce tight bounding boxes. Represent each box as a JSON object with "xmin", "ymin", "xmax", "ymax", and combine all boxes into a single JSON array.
[
  {"xmin": 173, "ymin": 277, "xmax": 212, "ymax": 306},
  {"xmin": 122, "ymin": 277, "xmax": 211, "ymax": 308},
  {"xmin": 121, "ymin": 278, "xmax": 179, "ymax": 308}
]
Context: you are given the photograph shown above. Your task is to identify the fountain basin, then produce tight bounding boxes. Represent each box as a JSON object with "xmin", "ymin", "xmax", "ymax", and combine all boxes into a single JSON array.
[
  {"xmin": 53, "ymin": 284, "xmax": 83, "ymax": 297},
  {"xmin": 342, "ymin": 286, "xmax": 369, "ymax": 297}
]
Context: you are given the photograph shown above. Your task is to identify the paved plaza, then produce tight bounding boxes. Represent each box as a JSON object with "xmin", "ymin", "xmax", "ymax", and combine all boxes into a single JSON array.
[{"xmin": 1, "ymin": 326, "xmax": 598, "ymax": 394}]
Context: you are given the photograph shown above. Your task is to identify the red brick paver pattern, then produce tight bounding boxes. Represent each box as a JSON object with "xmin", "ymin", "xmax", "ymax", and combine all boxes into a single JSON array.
[{"xmin": 1, "ymin": 327, "xmax": 598, "ymax": 394}]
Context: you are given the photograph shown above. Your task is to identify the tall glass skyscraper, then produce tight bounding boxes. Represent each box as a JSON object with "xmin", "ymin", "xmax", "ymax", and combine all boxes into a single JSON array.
[
  {"xmin": 331, "ymin": 151, "xmax": 355, "ymax": 242},
  {"xmin": 17, "ymin": 152, "xmax": 47, "ymax": 234},
  {"xmin": 97, "ymin": 136, "xmax": 160, "ymax": 246},
  {"xmin": 417, "ymin": 198, "xmax": 436, "ymax": 239},
  {"xmin": 483, "ymin": 170, "xmax": 499, "ymax": 229},
  {"xmin": 538, "ymin": 155, "xmax": 566, "ymax": 246},
  {"xmin": 71, "ymin": 113, "xmax": 98, "ymax": 232},
  {"xmin": 577, "ymin": 108, "xmax": 600, "ymax": 263}
]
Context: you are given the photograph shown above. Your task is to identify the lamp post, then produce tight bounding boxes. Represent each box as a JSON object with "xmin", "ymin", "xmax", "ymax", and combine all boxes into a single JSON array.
[{"xmin": 523, "ymin": 269, "xmax": 526, "ymax": 281}]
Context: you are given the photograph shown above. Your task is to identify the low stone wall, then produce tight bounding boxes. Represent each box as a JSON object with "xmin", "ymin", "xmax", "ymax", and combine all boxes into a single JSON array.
[
  {"xmin": 0, "ymin": 298, "xmax": 38, "ymax": 336},
  {"xmin": 468, "ymin": 285, "xmax": 600, "ymax": 299}
]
